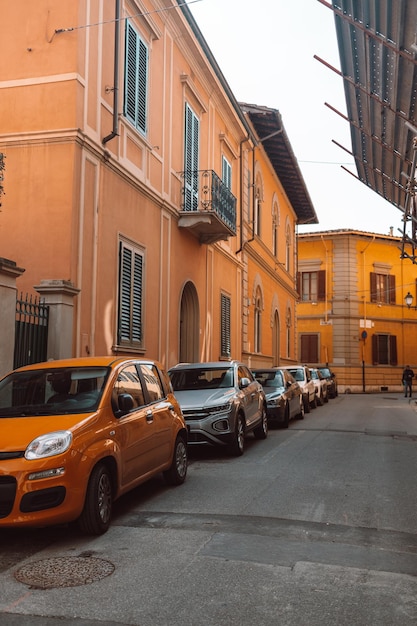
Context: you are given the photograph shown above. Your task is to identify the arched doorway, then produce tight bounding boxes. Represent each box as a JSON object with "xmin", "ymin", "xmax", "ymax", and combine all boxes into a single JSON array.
[{"xmin": 179, "ymin": 281, "xmax": 199, "ymax": 363}]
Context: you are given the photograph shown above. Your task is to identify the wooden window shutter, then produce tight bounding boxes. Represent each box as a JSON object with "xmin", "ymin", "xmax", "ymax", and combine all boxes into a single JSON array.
[
  {"xmin": 372, "ymin": 334, "xmax": 378, "ymax": 364},
  {"xmin": 370, "ymin": 272, "xmax": 377, "ymax": 302},
  {"xmin": 389, "ymin": 274, "xmax": 396, "ymax": 304},
  {"xmin": 317, "ymin": 270, "xmax": 326, "ymax": 301},
  {"xmin": 389, "ymin": 335, "xmax": 397, "ymax": 365}
]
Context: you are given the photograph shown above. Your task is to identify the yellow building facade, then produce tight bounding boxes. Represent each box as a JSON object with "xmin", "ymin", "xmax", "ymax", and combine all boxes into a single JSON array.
[
  {"xmin": 297, "ymin": 230, "xmax": 417, "ymax": 392},
  {"xmin": 0, "ymin": 1, "xmax": 316, "ymax": 373}
]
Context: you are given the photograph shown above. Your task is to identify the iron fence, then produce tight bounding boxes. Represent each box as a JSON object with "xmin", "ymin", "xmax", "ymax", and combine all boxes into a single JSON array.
[{"xmin": 14, "ymin": 293, "xmax": 49, "ymax": 369}]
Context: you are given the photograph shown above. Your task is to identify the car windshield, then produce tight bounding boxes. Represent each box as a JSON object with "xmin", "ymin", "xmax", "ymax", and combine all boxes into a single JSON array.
[
  {"xmin": 254, "ymin": 371, "xmax": 284, "ymax": 388},
  {"xmin": 170, "ymin": 367, "xmax": 234, "ymax": 391},
  {"xmin": 0, "ymin": 366, "xmax": 110, "ymax": 417},
  {"xmin": 311, "ymin": 371, "xmax": 319, "ymax": 379},
  {"xmin": 288, "ymin": 368, "xmax": 303, "ymax": 382},
  {"xmin": 319, "ymin": 368, "xmax": 331, "ymax": 377}
]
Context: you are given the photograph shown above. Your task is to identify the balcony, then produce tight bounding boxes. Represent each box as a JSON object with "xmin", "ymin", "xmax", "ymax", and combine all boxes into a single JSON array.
[{"xmin": 179, "ymin": 170, "xmax": 237, "ymax": 244}]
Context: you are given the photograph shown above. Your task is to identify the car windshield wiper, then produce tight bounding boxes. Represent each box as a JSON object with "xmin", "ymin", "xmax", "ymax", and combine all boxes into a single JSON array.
[{"xmin": 0, "ymin": 405, "xmax": 59, "ymax": 417}]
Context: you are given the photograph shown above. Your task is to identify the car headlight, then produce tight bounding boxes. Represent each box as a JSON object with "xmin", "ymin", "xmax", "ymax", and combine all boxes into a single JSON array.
[
  {"xmin": 25, "ymin": 431, "xmax": 73, "ymax": 460},
  {"xmin": 267, "ymin": 394, "xmax": 284, "ymax": 406}
]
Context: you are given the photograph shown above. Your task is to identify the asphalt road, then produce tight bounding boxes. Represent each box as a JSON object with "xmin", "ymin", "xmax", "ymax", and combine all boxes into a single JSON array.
[{"xmin": 1, "ymin": 392, "xmax": 417, "ymax": 625}]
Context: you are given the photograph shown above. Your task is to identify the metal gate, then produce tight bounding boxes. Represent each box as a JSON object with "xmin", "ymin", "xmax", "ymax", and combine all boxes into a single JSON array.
[{"xmin": 14, "ymin": 293, "xmax": 49, "ymax": 369}]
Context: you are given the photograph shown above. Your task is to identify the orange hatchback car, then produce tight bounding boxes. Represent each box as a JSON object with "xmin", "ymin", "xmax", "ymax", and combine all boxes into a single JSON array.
[{"xmin": 0, "ymin": 357, "xmax": 188, "ymax": 534}]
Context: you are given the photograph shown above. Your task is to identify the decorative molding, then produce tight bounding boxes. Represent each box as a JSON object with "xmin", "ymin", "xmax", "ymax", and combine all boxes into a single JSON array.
[
  {"xmin": 298, "ymin": 258, "xmax": 322, "ymax": 272},
  {"xmin": 180, "ymin": 74, "xmax": 207, "ymax": 114}
]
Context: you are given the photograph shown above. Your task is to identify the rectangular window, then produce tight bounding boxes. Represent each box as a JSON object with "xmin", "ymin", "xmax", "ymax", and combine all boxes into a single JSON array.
[
  {"xmin": 222, "ymin": 156, "xmax": 232, "ymax": 190},
  {"xmin": 124, "ymin": 21, "xmax": 148, "ymax": 134},
  {"xmin": 372, "ymin": 334, "xmax": 397, "ymax": 365},
  {"xmin": 220, "ymin": 293, "xmax": 231, "ymax": 358},
  {"xmin": 118, "ymin": 240, "xmax": 144, "ymax": 347},
  {"xmin": 370, "ymin": 272, "xmax": 395, "ymax": 304},
  {"xmin": 300, "ymin": 334, "xmax": 319, "ymax": 363},
  {"xmin": 297, "ymin": 270, "xmax": 326, "ymax": 302},
  {"xmin": 184, "ymin": 103, "xmax": 199, "ymax": 211}
]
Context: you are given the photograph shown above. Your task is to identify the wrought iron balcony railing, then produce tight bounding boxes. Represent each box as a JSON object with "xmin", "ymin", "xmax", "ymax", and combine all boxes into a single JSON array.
[{"xmin": 179, "ymin": 169, "xmax": 237, "ymax": 244}]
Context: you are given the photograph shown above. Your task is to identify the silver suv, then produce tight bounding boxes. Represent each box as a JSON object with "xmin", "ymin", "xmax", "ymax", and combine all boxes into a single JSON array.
[
  {"xmin": 281, "ymin": 365, "xmax": 317, "ymax": 413},
  {"xmin": 169, "ymin": 361, "xmax": 267, "ymax": 456}
]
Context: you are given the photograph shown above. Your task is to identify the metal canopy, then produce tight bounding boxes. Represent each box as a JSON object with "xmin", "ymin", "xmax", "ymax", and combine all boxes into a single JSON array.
[
  {"xmin": 240, "ymin": 103, "xmax": 318, "ymax": 225},
  {"xmin": 327, "ymin": 0, "xmax": 417, "ymax": 260}
]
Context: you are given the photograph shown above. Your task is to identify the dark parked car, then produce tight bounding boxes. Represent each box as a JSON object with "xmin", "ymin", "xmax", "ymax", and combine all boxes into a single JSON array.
[
  {"xmin": 252, "ymin": 368, "xmax": 304, "ymax": 428},
  {"xmin": 318, "ymin": 366, "xmax": 338, "ymax": 398},
  {"xmin": 169, "ymin": 361, "xmax": 267, "ymax": 456}
]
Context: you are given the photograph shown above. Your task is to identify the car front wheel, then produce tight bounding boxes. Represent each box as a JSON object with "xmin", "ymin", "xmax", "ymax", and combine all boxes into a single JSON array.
[
  {"xmin": 254, "ymin": 405, "xmax": 268, "ymax": 439},
  {"xmin": 78, "ymin": 462, "xmax": 113, "ymax": 535},
  {"xmin": 230, "ymin": 414, "xmax": 245, "ymax": 456},
  {"xmin": 163, "ymin": 435, "xmax": 188, "ymax": 485},
  {"xmin": 296, "ymin": 397, "xmax": 305, "ymax": 420},
  {"xmin": 281, "ymin": 403, "xmax": 290, "ymax": 428}
]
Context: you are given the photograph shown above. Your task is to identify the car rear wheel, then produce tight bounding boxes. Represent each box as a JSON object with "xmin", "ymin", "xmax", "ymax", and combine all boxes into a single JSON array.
[
  {"xmin": 310, "ymin": 394, "xmax": 318, "ymax": 409},
  {"xmin": 163, "ymin": 435, "xmax": 188, "ymax": 485},
  {"xmin": 78, "ymin": 463, "xmax": 113, "ymax": 535},
  {"xmin": 230, "ymin": 414, "xmax": 245, "ymax": 456},
  {"xmin": 254, "ymin": 405, "xmax": 268, "ymax": 439}
]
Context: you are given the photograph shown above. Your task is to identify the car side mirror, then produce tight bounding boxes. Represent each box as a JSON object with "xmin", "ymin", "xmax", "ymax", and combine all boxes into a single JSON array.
[
  {"xmin": 240, "ymin": 377, "xmax": 250, "ymax": 389},
  {"xmin": 286, "ymin": 380, "xmax": 292, "ymax": 388},
  {"xmin": 117, "ymin": 393, "xmax": 135, "ymax": 415}
]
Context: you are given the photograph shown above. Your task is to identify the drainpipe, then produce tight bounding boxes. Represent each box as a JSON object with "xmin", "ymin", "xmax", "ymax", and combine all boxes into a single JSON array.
[
  {"xmin": 236, "ymin": 136, "xmax": 255, "ymax": 254},
  {"xmin": 103, "ymin": 0, "xmax": 121, "ymax": 145}
]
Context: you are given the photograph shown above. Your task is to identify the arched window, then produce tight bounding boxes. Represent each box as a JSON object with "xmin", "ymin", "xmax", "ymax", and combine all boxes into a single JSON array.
[
  {"xmin": 272, "ymin": 199, "xmax": 279, "ymax": 257},
  {"xmin": 254, "ymin": 287, "xmax": 262, "ymax": 353},
  {"xmin": 286, "ymin": 306, "xmax": 292, "ymax": 359},
  {"xmin": 254, "ymin": 172, "xmax": 263, "ymax": 237},
  {"xmin": 285, "ymin": 223, "xmax": 292, "ymax": 272}
]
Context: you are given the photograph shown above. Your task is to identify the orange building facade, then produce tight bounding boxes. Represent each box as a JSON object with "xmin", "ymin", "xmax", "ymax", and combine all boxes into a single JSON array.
[
  {"xmin": 297, "ymin": 230, "xmax": 417, "ymax": 392},
  {"xmin": 0, "ymin": 1, "xmax": 316, "ymax": 375}
]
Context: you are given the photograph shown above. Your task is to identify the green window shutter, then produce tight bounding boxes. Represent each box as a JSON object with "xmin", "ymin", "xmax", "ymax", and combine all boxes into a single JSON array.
[
  {"xmin": 124, "ymin": 21, "xmax": 148, "ymax": 134},
  {"xmin": 222, "ymin": 156, "xmax": 232, "ymax": 190},
  {"xmin": 221, "ymin": 294, "xmax": 231, "ymax": 357},
  {"xmin": 118, "ymin": 241, "xmax": 143, "ymax": 345},
  {"xmin": 184, "ymin": 104, "xmax": 199, "ymax": 211}
]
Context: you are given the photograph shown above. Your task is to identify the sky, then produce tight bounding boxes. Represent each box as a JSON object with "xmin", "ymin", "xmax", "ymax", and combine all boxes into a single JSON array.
[{"xmin": 188, "ymin": 0, "xmax": 403, "ymax": 236}]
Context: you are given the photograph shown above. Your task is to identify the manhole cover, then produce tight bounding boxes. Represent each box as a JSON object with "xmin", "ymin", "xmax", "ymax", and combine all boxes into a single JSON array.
[{"xmin": 14, "ymin": 556, "xmax": 115, "ymax": 589}]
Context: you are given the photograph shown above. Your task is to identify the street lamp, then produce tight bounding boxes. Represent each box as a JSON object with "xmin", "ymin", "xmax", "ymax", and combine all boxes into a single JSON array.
[{"xmin": 405, "ymin": 292, "xmax": 414, "ymax": 308}]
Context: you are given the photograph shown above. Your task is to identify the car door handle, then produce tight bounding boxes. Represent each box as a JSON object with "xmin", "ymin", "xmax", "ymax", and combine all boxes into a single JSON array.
[{"xmin": 146, "ymin": 410, "xmax": 153, "ymax": 423}]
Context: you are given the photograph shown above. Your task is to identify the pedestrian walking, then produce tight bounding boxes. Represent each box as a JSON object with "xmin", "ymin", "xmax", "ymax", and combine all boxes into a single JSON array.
[{"xmin": 402, "ymin": 365, "xmax": 414, "ymax": 397}]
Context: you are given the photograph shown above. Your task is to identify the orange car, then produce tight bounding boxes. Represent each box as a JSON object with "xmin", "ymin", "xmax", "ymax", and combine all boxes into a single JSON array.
[{"xmin": 0, "ymin": 357, "xmax": 188, "ymax": 534}]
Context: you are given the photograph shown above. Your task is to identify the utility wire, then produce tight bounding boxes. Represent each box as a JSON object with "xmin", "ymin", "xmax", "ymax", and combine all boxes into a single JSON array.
[{"xmin": 54, "ymin": 0, "xmax": 203, "ymax": 35}]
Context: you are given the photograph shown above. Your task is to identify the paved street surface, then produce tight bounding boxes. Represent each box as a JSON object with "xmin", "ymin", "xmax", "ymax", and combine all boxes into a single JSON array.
[{"xmin": 1, "ymin": 393, "xmax": 417, "ymax": 625}]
